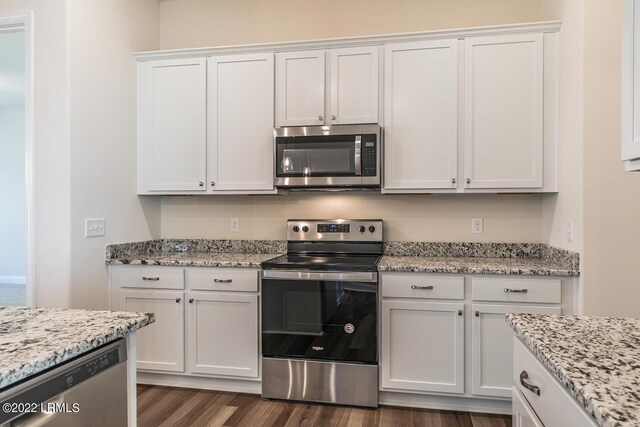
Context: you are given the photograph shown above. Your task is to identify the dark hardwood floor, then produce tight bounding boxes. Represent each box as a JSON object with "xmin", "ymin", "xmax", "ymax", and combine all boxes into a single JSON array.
[{"xmin": 137, "ymin": 385, "xmax": 512, "ymax": 427}]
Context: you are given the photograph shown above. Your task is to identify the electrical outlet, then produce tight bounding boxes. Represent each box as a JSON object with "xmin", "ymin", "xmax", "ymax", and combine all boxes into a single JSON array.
[
  {"xmin": 230, "ymin": 218, "xmax": 239, "ymax": 232},
  {"xmin": 471, "ymin": 218, "xmax": 483, "ymax": 234},
  {"xmin": 566, "ymin": 220, "xmax": 573, "ymax": 242},
  {"xmin": 85, "ymin": 218, "xmax": 106, "ymax": 237}
]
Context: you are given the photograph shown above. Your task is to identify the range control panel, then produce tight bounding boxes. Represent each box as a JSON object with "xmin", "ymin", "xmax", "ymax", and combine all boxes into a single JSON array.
[{"xmin": 287, "ymin": 219, "xmax": 383, "ymax": 242}]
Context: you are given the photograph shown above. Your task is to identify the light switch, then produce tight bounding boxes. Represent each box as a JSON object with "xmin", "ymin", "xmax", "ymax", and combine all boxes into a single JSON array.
[{"xmin": 85, "ymin": 218, "xmax": 106, "ymax": 237}]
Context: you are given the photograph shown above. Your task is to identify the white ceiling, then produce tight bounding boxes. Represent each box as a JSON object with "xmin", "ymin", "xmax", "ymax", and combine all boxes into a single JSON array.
[{"xmin": 0, "ymin": 30, "xmax": 25, "ymax": 107}]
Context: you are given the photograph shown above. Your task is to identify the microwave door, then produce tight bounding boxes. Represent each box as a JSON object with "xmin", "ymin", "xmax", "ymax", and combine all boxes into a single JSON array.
[{"xmin": 276, "ymin": 138, "xmax": 357, "ymax": 177}]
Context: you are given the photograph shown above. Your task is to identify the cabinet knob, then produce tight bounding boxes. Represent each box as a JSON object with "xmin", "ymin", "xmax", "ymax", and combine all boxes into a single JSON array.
[
  {"xmin": 466, "ymin": 178, "xmax": 471, "ymax": 185},
  {"xmin": 458, "ymin": 310, "xmax": 463, "ymax": 316},
  {"xmin": 175, "ymin": 298, "xmax": 181, "ymax": 303},
  {"xmin": 451, "ymin": 178, "xmax": 456, "ymax": 184},
  {"xmin": 198, "ymin": 181, "xmax": 204, "ymax": 187},
  {"xmin": 189, "ymin": 298, "xmax": 194, "ymax": 304},
  {"xmin": 331, "ymin": 115, "xmax": 336, "ymax": 120},
  {"xmin": 475, "ymin": 311, "xmax": 480, "ymax": 317},
  {"xmin": 318, "ymin": 115, "xmax": 323, "ymax": 121},
  {"xmin": 211, "ymin": 181, "xmax": 215, "ymax": 187}
]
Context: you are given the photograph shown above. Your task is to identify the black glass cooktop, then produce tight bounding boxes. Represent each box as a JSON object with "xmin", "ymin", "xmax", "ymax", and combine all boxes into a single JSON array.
[{"xmin": 261, "ymin": 254, "xmax": 381, "ymax": 272}]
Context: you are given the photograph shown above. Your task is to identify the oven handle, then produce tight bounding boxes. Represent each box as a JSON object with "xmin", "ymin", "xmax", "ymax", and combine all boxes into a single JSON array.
[
  {"xmin": 262, "ymin": 270, "xmax": 377, "ymax": 283},
  {"xmin": 354, "ymin": 135, "xmax": 362, "ymax": 176}
]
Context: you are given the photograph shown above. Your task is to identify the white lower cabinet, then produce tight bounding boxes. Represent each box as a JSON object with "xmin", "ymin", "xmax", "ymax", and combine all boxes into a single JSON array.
[
  {"xmin": 381, "ymin": 299, "xmax": 464, "ymax": 394},
  {"xmin": 111, "ymin": 266, "xmax": 260, "ymax": 381},
  {"xmin": 187, "ymin": 292, "xmax": 259, "ymax": 377},
  {"xmin": 472, "ymin": 304, "xmax": 560, "ymax": 398},
  {"xmin": 118, "ymin": 290, "xmax": 185, "ymax": 372},
  {"xmin": 512, "ymin": 387, "xmax": 543, "ymax": 427}
]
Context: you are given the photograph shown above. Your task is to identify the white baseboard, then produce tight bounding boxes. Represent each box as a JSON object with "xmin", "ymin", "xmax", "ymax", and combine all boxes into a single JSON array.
[{"xmin": 0, "ymin": 276, "xmax": 26, "ymax": 285}]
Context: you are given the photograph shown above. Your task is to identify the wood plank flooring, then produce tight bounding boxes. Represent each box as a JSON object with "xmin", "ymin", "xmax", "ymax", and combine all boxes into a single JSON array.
[{"xmin": 137, "ymin": 385, "xmax": 512, "ymax": 427}]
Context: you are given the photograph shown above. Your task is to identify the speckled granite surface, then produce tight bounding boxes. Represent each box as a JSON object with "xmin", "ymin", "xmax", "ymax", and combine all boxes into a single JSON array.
[
  {"xmin": 378, "ymin": 255, "xmax": 578, "ymax": 276},
  {"xmin": 107, "ymin": 251, "xmax": 280, "ymax": 268},
  {"xmin": 106, "ymin": 239, "xmax": 579, "ymax": 275},
  {"xmin": 507, "ymin": 314, "xmax": 640, "ymax": 427},
  {"xmin": 0, "ymin": 306, "xmax": 154, "ymax": 389}
]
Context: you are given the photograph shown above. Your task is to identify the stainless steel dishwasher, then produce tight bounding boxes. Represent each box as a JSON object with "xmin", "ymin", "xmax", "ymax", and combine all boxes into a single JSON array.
[{"xmin": 0, "ymin": 339, "xmax": 128, "ymax": 427}]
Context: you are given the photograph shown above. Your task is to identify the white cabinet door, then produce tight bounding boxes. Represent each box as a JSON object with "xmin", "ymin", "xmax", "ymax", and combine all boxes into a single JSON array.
[
  {"xmin": 464, "ymin": 34, "xmax": 543, "ymax": 189},
  {"xmin": 187, "ymin": 292, "xmax": 259, "ymax": 378},
  {"xmin": 208, "ymin": 53, "xmax": 275, "ymax": 191},
  {"xmin": 512, "ymin": 387, "xmax": 544, "ymax": 427},
  {"xmin": 381, "ymin": 300, "xmax": 464, "ymax": 393},
  {"xmin": 139, "ymin": 58, "xmax": 207, "ymax": 192},
  {"xmin": 384, "ymin": 40, "xmax": 458, "ymax": 190},
  {"xmin": 622, "ymin": 0, "xmax": 640, "ymax": 170},
  {"xmin": 472, "ymin": 304, "xmax": 560, "ymax": 398},
  {"xmin": 328, "ymin": 46, "xmax": 379, "ymax": 125},
  {"xmin": 276, "ymin": 50, "xmax": 325, "ymax": 127},
  {"xmin": 118, "ymin": 290, "xmax": 184, "ymax": 372}
]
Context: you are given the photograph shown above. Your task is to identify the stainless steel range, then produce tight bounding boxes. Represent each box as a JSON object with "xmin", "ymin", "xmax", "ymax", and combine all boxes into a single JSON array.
[{"xmin": 261, "ymin": 219, "xmax": 382, "ymax": 408}]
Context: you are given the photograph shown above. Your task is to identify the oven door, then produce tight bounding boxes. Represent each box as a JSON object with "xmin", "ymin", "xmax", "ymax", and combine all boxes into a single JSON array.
[{"xmin": 261, "ymin": 270, "xmax": 377, "ymax": 364}]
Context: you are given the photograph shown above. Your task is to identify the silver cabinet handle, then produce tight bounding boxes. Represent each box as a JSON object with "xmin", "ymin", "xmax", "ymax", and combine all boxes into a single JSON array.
[
  {"xmin": 198, "ymin": 181, "xmax": 204, "ymax": 187},
  {"xmin": 504, "ymin": 288, "xmax": 528, "ymax": 293},
  {"xmin": 466, "ymin": 178, "xmax": 471, "ymax": 184},
  {"xmin": 142, "ymin": 277, "xmax": 160, "ymax": 281},
  {"xmin": 520, "ymin": 371, "xmax": 540, "ymax": 396},
  {"xmin": 411, "ymin": 285, "xmax": 434, "ymax": 290},
  {"xmin": 458, "ymin": 310, "xmax": 463, "ymax": 316},
  {"xmin": 452, "ymin": 178, "xmax": 456, "ymax": 184},
  {"xmin": 189, "ymin": 298, "xmax": 194, "ymax": 304},
  {"xmin": 331, "ymin": 114, "xmax": 336, "ymax": 120},
  {"xmin": 475, "ymin": 311, "xmax": 480, "ymax": 317},
  {"xmin": 318, "ymin": 115, "xmax": 323, "ymax": 121},
  {"xmin": 211, "ymin": 181, "xmax": 215, "ymax": 187},
  {"xmin": 175, "ymin": 298, "xmax": 181, "ymax": 303},
  {"xmin": 214, "ymin": 279, "xmax": 233, "ymax": 283}
]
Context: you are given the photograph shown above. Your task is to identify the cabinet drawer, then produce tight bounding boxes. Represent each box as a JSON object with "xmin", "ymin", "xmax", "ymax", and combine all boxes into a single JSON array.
[
  {"xmin": 472, "ymin": 277, "xmax": 560, "ymax": 304},
  {"xmin": 513, "ymin": 338, "xmax": 598, "ymax": 427},
  {"xmin": 187, "ymin": 268, "xmax": 259, "ymax": 292},
  {"xmin": 382, "ymin": 274, "xmax": 464, "ymax": 300},
  {"xmin": 111, "ymin": 266, "xmax": 184, "ymax": 290}
]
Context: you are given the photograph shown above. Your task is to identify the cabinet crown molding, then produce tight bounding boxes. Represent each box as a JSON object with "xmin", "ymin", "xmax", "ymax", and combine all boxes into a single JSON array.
[{"xmin": 134, "ymin": 21, "xmax": 562, "ymax": 62}]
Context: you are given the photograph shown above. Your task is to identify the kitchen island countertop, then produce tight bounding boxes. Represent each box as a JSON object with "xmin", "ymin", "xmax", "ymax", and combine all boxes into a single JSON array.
[
  {"xmin": 507, "ymin": 313, "xmax": 640, "ymax": 427},
  {"xmin": 0, "ymin": 306, "xmax": 154, "ymax": 390}
]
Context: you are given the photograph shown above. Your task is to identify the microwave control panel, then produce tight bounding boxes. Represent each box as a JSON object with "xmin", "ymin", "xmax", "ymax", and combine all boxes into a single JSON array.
[{"xmin": 361, "ymin": 135, "xmax": 377, "ymax": 176}]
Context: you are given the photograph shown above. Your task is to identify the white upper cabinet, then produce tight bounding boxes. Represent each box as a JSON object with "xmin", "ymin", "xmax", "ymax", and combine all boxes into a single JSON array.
[
  {"xmin": 276, "ymin": 47, "xmax": 380, "ymax": 127},
  {"xmin": 328, "ymin": 46, "xmax": 379, "ymax": 124},
  {"xmin": 384, "ymin": 40, "xmax": 458, "ymax": 190},
  {"xmin": 208, "ymin": 53, "xmax": 275, "ymax": 191},
  {"xmin": 138, "ymin": 58, "xmax": 207, "ymax": 193},
  {"xmin": 464, "ymin": 33, "xmax": 544, "ymax": 189},
  {"xmin": 622, "ymin": 0, "xmax": 640, "ymax": 171},
  {"xmin": 276, "ymin": 50, "xmax": 325, "ymax": 127}
]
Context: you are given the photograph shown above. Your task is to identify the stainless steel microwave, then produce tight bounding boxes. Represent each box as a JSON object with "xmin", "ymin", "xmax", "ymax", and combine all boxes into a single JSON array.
[{"xmin": 274, "ymin": 124, "xmax": 381, "ymax": 189}]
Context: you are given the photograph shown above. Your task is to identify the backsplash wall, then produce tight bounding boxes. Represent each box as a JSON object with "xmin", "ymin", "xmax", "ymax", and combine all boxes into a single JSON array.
[{"xmin": 160, "ymin": 193, "xmax": 543, "ymax": 242}]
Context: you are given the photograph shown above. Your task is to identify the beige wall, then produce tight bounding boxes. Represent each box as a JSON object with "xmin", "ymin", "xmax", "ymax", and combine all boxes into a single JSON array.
[
  {"xmin": 161, "ymin": 194, "xmax": 543, "ymax": 242},
  {"xmin": 159, "ymin": 0, "xmax": 543, "ymax": 49},
  {"xmin": 158, "ymin": 0, "xmax": 546, "ymax": 244},
  {"xmin": 581, "ymin": 0, "xmax": 640, "ymax": 317},
  {"xmin": 68, "ymin": 0, "xmax": 161, "ymax": 309},
  {"xmin": 0, "ymin": 0, "xmax": 71, "ymax": 308}
]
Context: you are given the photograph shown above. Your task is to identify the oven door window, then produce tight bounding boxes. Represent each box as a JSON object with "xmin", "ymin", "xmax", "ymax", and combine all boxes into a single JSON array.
[
  {"xmin": 275, "ymin": 136, "xmax": 356, "ymax": 177},
  {"xmin": 262, "ymin": 279, "xmax": 377, "ymax": 364}
]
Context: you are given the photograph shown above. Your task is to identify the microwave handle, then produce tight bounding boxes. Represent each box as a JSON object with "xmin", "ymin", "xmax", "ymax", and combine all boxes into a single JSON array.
[{"xmin": 355, "ymin": 136, "xmax": 362, "ymax": 176}]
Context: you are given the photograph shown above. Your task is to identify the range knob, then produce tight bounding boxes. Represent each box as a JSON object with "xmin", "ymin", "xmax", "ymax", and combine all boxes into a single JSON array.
[
  {"xmin": 369, "ymin": 226, "xmax": 376, "ymax": 233},
  {"xmin": 359, "ymin": 226, "xmax": 366, "ymax": 233},
  {"xmin": 302, "ymin": 226, "xmax": 310, "ymax": 233},
  {"xmin": 292, "ymin": 225, "xmax": 300, "ymax": 232}
]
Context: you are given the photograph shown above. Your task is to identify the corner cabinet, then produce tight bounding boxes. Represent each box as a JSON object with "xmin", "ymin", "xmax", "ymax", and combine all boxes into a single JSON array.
[
  {"xmin": 137, "ymin": 55, "xmax": 277, "ymax": 194},
  {"xmin": 622, "ymin": 0, "xmax": 640, "ymax": 171},
  {"xmin": 275, "ymin": 46, "xmax": 380, "ymax": 127}
]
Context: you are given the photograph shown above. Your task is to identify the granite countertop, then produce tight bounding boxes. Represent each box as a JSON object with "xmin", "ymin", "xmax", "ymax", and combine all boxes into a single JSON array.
[
  {"xmin": 378, "ymin": 255, "xmax": 578, "ymax": 276},
  {"xmin": 507, "ymin": 313, "xmax": 640, "ymax": 427},
  {"xmin": 0, "ymin": 306, "xmax": 154, "ymax": 390},
  {"xmin": 106, "ymin": 251, "xmax": 281, "ymax": 268}
]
